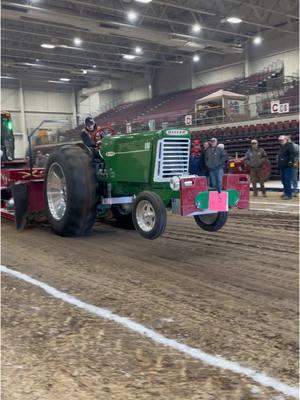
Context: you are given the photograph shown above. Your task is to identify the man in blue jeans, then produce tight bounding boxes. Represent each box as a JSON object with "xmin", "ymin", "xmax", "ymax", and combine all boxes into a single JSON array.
[
  {"xmin": 278, "ymin": 135, "xmax": 295, "ymax": 200},
  {"xmin": 288, "ymin": 135, "xmax": 299, "ymax": 197},
  {"xmin": 205, "ymin": 138, "xmax": 226, "ymax": 192}
]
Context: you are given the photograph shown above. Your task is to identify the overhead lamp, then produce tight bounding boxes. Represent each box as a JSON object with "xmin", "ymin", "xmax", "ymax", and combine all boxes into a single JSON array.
[
  {"xmin": 134, "ymin": 0, "xmax": 152, "ymax": 3},
  {"xmin": 253, "ymin": 36, "xmax": 262, "ymax": 45},
  {"xmin": 135, "ymin": 46, "xmax": 143, "ymax": 54},
  {"xmin": 127, "ymin": 10, "xmax": 138, "ymax": 22},
  {"xmin": 123, "ymin": 54, "xmax": 136, "ymax": 60},
  {"xmin": 82, "ymin": 69, "xmax": 88, "ymax": 74},
  {"xmin": 74, "ymin": 37, "xmax": 82, "ymax": 46},
  {"xmin": 41, "ymin": 43, "xmax": 55, "ymax": 49},
  {"xmin": 60, "ymin": 78, "xmax": 70, "ymax": 81},
  {"xmin": 92, "ymin": 64, "xmax": 97, "ymax": 68},
  {"xmin": 226, "ymin": 17, "xmax": 242, "ymax": 24},
  {"xmin": 193, "ymin": 54, "xmax": 200, "ymax": 62},
  {"xmin": 192, "ymin": 24, "xmax": 201, "ymax": 33}
]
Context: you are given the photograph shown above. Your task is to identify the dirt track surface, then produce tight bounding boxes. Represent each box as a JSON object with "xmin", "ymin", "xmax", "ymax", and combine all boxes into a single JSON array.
[{"xmin": 1, "ymin": 209, "xmax": 299, "ymax": 400}]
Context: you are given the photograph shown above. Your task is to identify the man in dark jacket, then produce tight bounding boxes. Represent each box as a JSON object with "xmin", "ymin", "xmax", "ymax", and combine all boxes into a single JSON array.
[
  {"xmin": 189, "ymin": 139, "xmax": 201, "ymax": 175},
  {"xmin": 205, "ymin": 138, "xmax": 226, "ymax": 192},
  {"xmin": 80, "ymin": 117, "xmax": 101, "ymax": 150},
  {"xmin": 244, "ymin": 139, "xmax": 268, "ymax": 196},
  {"xmin": 200, "ymin": 141, "xmax": 210, "ymax": 178},
  {"xmin": 278, "ymin": 135, "xmax": 295, "ymax": 199}
]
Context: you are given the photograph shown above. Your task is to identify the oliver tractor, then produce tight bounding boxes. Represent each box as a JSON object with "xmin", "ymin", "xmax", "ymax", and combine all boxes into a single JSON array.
[{"xmin": 1, "ymin": 128, "xmax": 249, "ymax": 240}]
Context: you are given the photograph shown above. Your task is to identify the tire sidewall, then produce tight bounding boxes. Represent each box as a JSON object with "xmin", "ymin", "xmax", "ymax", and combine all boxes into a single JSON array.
[
  {"xmin": 132, "ymin": 191, "xmax": 167, "ymax": 240},
  {"xmin": 45, "ymin": 146, "xmax": 96, "ymax": 236},
  {"xmin": 194, "ymin": 212, "xmax": 228, "ymax": 232}
]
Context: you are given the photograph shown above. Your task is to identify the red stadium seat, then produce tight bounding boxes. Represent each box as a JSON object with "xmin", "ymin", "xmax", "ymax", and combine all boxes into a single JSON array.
[{"xmin": 256, "ymin": 123, "xmax": 262, "ymax": 133}]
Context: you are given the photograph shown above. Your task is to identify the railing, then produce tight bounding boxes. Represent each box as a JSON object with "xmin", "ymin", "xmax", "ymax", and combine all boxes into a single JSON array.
[{"xmin": 110, "ymin": 94, "xmax": 299, "ymax": 134}]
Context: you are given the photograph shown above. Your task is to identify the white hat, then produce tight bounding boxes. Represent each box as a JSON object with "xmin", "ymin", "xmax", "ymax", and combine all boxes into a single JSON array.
[
  {"xmin": 251, "ymin": 139, "xmax": 258, "ymax": 144},
  {"xmin": 278, "ymin": 135, "xmax": 286, "ymax": 141}
]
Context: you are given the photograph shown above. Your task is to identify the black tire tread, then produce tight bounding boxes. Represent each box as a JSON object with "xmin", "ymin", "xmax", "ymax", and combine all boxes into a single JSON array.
[
  {"xmin": 132, "ymin": 191, "xmax": 167, "ymax": 240},
  {"xmin": 194, "ymin": 212, "xmax": 228, "ymax": 232},
  {"xmin": 45, "ymin": 145, "xmax": 96, "ymax": 237}
]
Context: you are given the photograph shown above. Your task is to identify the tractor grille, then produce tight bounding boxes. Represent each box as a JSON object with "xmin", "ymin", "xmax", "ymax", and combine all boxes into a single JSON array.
[{"xmin": 154, "ymin": 138, "xmax": 190, "ymax": 182}]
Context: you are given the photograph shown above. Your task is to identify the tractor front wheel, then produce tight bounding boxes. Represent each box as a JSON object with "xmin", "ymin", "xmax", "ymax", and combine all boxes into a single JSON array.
[
  {"xmin": 45, "ymin": 145, "xmax": 97, "ymax": 236},
  {"xmin": 132, "ymin": 191, "xmax": 167, "ymax": 240},
  {"xmin": 194, "ymin": 212, "xmax": 228, "ymax": 232}
]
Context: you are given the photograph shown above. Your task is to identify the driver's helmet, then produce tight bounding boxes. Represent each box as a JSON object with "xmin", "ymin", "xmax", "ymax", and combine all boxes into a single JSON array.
[{"xmin": 84, "ymin": 117, "xmax": 96, "ymax": 132}]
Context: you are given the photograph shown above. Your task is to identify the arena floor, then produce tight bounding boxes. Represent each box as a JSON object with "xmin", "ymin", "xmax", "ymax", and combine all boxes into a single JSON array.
[{"xmin": 2, "ymin": 195, "xmax": 299, "ymax": 400}]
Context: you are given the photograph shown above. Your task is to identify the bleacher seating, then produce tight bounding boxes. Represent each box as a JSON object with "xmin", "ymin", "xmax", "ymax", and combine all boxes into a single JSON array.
[{"xmin": 192, "ymin": 119, "xmax": 299, "ymax": 179}]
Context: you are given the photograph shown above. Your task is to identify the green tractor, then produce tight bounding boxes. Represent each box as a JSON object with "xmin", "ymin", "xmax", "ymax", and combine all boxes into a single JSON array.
[{"xmin": 45, "ymin": 128, "xmax": 249, "ymax": 240}]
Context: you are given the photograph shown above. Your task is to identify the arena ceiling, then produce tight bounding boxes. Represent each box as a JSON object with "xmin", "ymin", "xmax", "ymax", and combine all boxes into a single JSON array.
[{"xmin": 1, "ymin": 0, "xmax": 299, "ymax": 88}]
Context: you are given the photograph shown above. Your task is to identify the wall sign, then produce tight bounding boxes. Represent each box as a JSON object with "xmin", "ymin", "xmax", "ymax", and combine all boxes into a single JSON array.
[
  {"xmin": 184, "ymin": 114, "xmax": 193, "ymax": 126},
  {"xmin": 126, "ymin": 122, "xmax": 132, "ymax": 133},
  {"xmin": 271, "ymin": 101, "xmax": 289, "ymax": 114}
]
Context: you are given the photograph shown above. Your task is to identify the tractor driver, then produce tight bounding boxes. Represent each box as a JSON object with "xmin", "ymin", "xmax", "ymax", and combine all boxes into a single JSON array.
[{"xmin": 80, "ymin": 117, "xmax": 102, "ymax": 155}]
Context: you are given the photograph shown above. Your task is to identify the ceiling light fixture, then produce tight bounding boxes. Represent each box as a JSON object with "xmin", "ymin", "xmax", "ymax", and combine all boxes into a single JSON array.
[
  {"xmin": 60, "ymin": 78, "xmax": 71, "ymax": 82},
  {"xmin": 135, "ymin": 46, "xmax": 143, "ymax": 54},
  {"xmin": 192, "ymin": 24, "xmax": 201, "ymax": 33},
  {"xmin": 134, "ymin": 0, "xmax": 152, "ymax": 3},
  {"xmin": 226, "ymin": 17, "xmax": 242, "ymax": 24},
  {"xmin": 123, "ymin": 54, "xmax": 136, "ymax": 60},
  {"xmin": 74, "ymin": 37, "xmax": 82, "ymax": 46},
  {"xmin": 253, "ymin": 36, "xmax": 262, "ymax": 45},
  {"xmin": 41, "ymin": 43, "xmax": 55, "ymax": 49},
  {"xmin": 127, "ymin": 10, "xmax": 138, "ymax": 22},
  {"xmin": 92, "ymin": 65, "xmax": 97, "ymax": 68},
  {"xmin": 82, "ymin": 69, "xmax": 88, "ymax": 74},
  {"xmin": 193, "ymin": 54, "xmax": 200, "ymax": 62}
]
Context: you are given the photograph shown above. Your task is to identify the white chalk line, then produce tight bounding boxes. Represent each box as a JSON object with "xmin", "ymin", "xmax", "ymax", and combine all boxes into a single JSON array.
[{"xmin": 1, "ymin": 265, "xmax": 298, "ymax": 399}]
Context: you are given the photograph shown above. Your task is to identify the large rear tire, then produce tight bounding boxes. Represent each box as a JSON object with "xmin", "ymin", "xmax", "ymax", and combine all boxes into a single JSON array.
[
  {"xmin": 194, "ymin": 212, "xmax": 228, "ymax": 232},
  {"xmin": 45, "ymin": 145, "xmax": 97, "ymax": 236},
  {"xmin": 132, "ymin": 191, "xmax": 167, "ymax": 240}
]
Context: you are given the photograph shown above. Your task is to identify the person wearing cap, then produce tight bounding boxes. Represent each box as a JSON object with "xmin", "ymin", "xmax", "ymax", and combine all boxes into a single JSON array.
[
  {"xmin": 244, "ymin": 139, "xmax": 268, "ymax": 197},
  {"xmin": 205, "ymin": 138, "xmax": 226, "ymax": 192},
  {"xmin": 278, "ymin": 135, "xmax": 295, "ymax": 199}
]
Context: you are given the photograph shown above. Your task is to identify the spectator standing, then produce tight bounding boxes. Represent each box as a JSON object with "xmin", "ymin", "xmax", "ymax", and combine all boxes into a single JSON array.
[
  {"xmin": 218, "ymin": 143, "xmax": 229, "ymax": 172},
  {"xmin": 244, "ymin": 139, "xmax": 268, "ymax": 197},
  {"xmin": 278, "ymin": 135, "xmax": 295, "ymax": 200},
  {"xmin": 205, "ymin": 138, "xmax": 226, "ymax": 192},
  {"xmin": 288, "ymin": 135, "xmax": 299, "ymax": 197},
  {"xmin": 200, "ymin": 141, "xmax": 210, "ymax": 178},
  {"xmin": 189, "ymin": 139, "xmax": 202, "ymax": 175}
]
